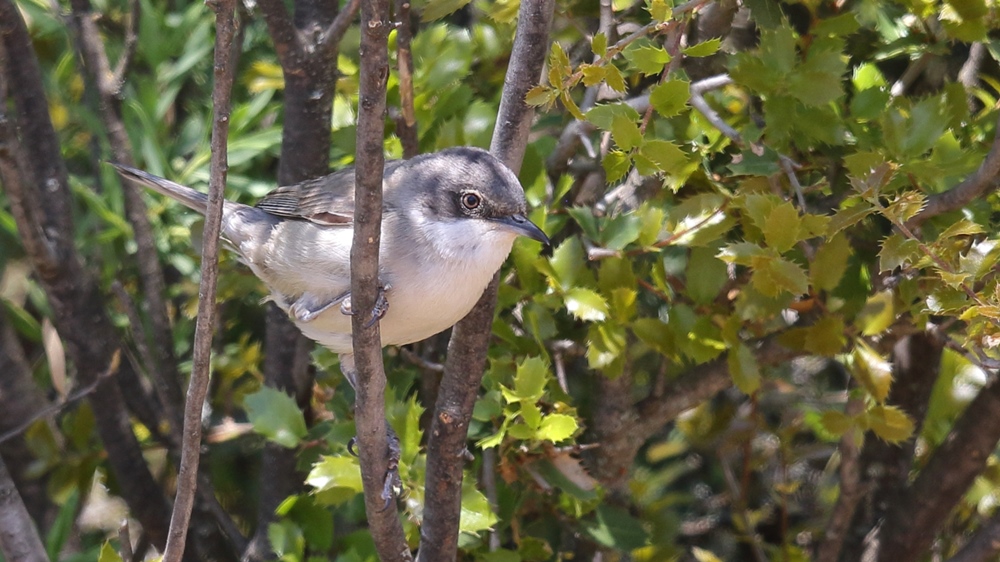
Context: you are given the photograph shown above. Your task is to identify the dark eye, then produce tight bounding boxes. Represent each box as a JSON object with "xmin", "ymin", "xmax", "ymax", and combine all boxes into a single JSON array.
[{"xmin": 461, "ymin": 192, "xmax": 482, "ymax": 210}]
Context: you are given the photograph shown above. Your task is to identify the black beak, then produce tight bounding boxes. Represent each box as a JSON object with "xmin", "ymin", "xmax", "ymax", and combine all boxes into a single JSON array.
[{"xmin": 495, "ymin": 213, "xmax": 551, "ymax": 246}]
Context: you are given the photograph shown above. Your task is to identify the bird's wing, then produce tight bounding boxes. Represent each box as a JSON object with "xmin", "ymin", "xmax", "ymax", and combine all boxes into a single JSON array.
[{"xmin": 255, "ymin": 167, "xmax": 357, "ymax": 226}]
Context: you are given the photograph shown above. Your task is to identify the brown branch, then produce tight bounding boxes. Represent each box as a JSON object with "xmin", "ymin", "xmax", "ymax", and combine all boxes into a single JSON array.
[
  {"xmin": 319, "ymin": 0, "xmax": 360, "ymax": 57},
  {"xmin": 352, "ymin": 1, "xmax": 409, "ymax": 559},
  {"xmin": 0, "ymin": 455, "xmax": 49, "ymax": 562},
  {"xmin": 160, "ymin": 3, "xmax": 239, "ymax": 560},
  {"xmin": 875, "ymin": 355, "xmax": 1000, "ymax": 562},
  {"xmin": 909, "ymin": 111, "xmax": 1000, "ymax": 229},
  {"xmin": 416, "ymin": 2, "xmax": 555, "ymax": 561},
  {"xmin": 393, "ymin": 0, "xmax": 418, "ymax": 159},
  {"xmin": 814, "ymin": 398, "xmax": 865, "ymax": 562},
  {"xmin": 256, "ymin": 0, "xmax": 301, "ymax": 70},
  {"xmin": 111, "ymin": 0, "xmax": 139, "ymax": 88}
]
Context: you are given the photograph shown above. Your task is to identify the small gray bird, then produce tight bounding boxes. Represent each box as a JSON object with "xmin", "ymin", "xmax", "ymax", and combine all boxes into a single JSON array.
[{"xmin": 112, "ymin": 147, "xmax": 549, "ymax": 375}]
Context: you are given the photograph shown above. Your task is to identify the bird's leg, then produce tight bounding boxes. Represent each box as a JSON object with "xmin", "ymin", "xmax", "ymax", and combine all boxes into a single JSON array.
[
  {"xmin": 338, "ymin": 282, "xmax": 392, "ymax": 327},
  {"xmin": 289, "ymin": 290, "xmax": 350, "ymax": 323},
  {"xmin": 339, "ymin": 353, "xmax": 402, "ymax": 510}
]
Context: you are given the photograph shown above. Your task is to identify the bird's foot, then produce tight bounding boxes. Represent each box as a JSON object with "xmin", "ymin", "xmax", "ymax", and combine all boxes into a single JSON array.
[
  {"xmin": 339, "ymin": 283, "xmax": 391, "ymax": 328},
  {"xmin": 347, "ymin": 425, "xmax": 402, "ymax": 511},
  {"xmin": 289, "ymin": 291, "xmax": 349, "ymax": 323}
]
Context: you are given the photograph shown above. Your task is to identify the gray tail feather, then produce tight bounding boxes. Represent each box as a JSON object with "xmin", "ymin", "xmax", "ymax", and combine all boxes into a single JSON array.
[{"xmin": 110, "ymin": 163, "xmax": 209, "ymax": 214}]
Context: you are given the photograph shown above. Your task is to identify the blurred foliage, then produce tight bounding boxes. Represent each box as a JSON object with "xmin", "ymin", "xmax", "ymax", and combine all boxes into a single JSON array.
[{"xmin": 7, "ymin": 0, "xmax": 1000, "ymax": 560}]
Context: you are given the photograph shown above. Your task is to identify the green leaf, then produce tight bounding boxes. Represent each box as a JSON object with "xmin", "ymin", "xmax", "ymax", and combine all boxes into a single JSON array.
[
  {"xmin": 98, "ymin": 542, "xmax": 124, "ymax": 562},
  {"xmin": 882, "ymin": 192, "xmax": 926, "ymax": 224},
  {"xmin": 591, "ymin": 32, "xmax": 608, "ymax": 56},
  {"xmin": 728, "ymin": 344, "xmax": 762, "ymax": 395},
  {"xmin": 611, "ymin": 113, "xmax": 642, "ymax": 150},
  {"xmin": 546, "ymin": 237, "xmax": 587, "ymax": 290},
  {"xmin": 743, "ymin": 0, "xmax": 783, "ymax": 28},
  {"xmin": 717, "ymin": 241, "xmax": 767, "ymax": 266},
  {"xmin": 581, "ymin": 505, "xmax": 651, "ymax": 550},
  {"xmin": 603, "ymin": 150, "xmax": 632, "ymax": 183},
  {"xmin": 804, "ymin": 315, "xmax": 847, "ymax": 356},
  {"xmin": 852, "ymin": 341, "xmax": 892, "ymax": 402},
  {"xmin": 686, "ymin": 246, "xmax": 728, "ymax": 305},
  {"xmin": 649, "ymin": 79, "xmax": 690, "ymax": 118},
  {"xmin": 605, "ymin": 65, "xmax": 627, "ymax": 92},
  {"xmin": 866, "ymin": 405, "xmax": 915, "ymax": 443},
  {"xmin": 307, "ymin": 456, "xmax": 363, "ymax": 505},
  {"xmin": 856, "ymin": 290, "xmax": 895, "ymax": 337},
  {"xmin": 756, "ymin": 256, "xmax": 810, "ymax": 296},
  {"xmin": 601, "ymin": 213, "xmax": 642, "ymax": 250},
  {"xmin": 828, "ymin": 202, "xmax": 875, "ymax": 235},
  {"xmin": 639, "ymin": 139, "xmax": 688, "ymax": 173},
  {"xmin": 820, "ymin": 410, "xmax": 855, "ymax": 436},
  {"xmin": 538, "ymin": 413, "xmax": 578, "ymax": 442},
  {"xmin": 586, "ymin": 103, "xmax": 642, "ymax": 129},
  {"xmin": 632, "ymin": 318, "xmax": 674, "ymax": 357},
  {"xmin": 244, "ymin": 387, "xmax": 308, "ymax": 448},
  {"xmin": 763, "ymin": 202, "xmax": 802, "ymax": 253},
  {"xmin": 525, "ymin": 85, "xmax": 558, "ymax": 107},
  {"xmin": 420, "ymin": 0, "xmax": 472, "ymax": 20},
  {"xmin": 624, "ymin": 44, "xmax": 671, "ymax": 75},
  {"xmin": 811, "ymin": 232, "xmax": 851, "ymax": 292},
  {"xmin": 581, "ymin": 65, "xmax": 608, "ymax": 87},
  {"xmin": 878, "ymin": 233, "xmax": 920, "ymax": 272},
  {"xmin": 565, "ymin": 287, "xmax": 610, "ymax": 322},
  {"xmin": 683, "ymin": 38, "xmax": 722, "ymax": 57},
  {"xmin": 512, "ymin": 356, "xmax": 549, "ymax": 402},
  {"xmin": 460, "ymin": 478, "xmax": 500, "ymax": 533}
]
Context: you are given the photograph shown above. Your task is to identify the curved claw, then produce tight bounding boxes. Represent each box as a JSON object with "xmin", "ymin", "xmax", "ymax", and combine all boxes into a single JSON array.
[{"xmin": 347, "ymin": 437, "xmax": 359, "ymax": 457}]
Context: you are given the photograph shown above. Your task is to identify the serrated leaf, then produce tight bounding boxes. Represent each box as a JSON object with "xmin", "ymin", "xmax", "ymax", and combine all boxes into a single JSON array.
[
  {"xmin": 601, "ymin": 213, "xmax": 642, "ymax": 250},
  {"xmin": 581, "ymin": 64, "xmax": 608, "ymax": 87},
  {"xmin": 639, "ymin": 139, "xmax": 688, "ymax": 173},
  {"xmin": 632, "ymin": 318, "xmax": 674, "ymax": 357},
  {"xmin": 538, "ymin": 413, "xmax": 578, "ymax": 442},
  {"xmin": 687, "ymin": 246, "xmax": 728, "ymax": 305},
  {"xmin": 853, "ymin": 340, "xmax": 892, "ymax": 402},
  {"xmin": 565, "ymin": 287, "xmax": 610, "ymax": 322},
  {"xmin": 820, "ymin": 411, "xmax": 854, "ymax": 436},
  {"xmin": 513, "ymin": 356, "xmax": 549, "ymax": 401},
  {"xmin": 683, "ymin": 38, "xmax": 722, "ymax": 57},
  {"xmin": 547, "ymin": 237, "xmax": 587, "ymax": 290},
  {"xmin": 591, "ymin": 32, "xmax": 608, "ymax": 56},
  {"xmin": 306, "ymin": 456, "xmax": 363, "ymax": 505},
  {"xmin": 763, "ymin": 202, "xmax": 802, "ymax": 253},
  {"xmin": 561, "ymin": 90, "xmax": 585, "ymax": 120},
  {"xmin": 938, "ymin": 218, "xmax": 985, "ymax": 240},
  {"xmin": 586, "ymin": 103, "xmax": 642, "ymax": 129},
  {"xmin": 811, "ymin": 232, "xmax": 851, "ymax": 292},
  {"xmin": 878, "ymin": 233, "xmax": 920, "ymax": 272},
  {"xmin": 728, "ymin": 344, "xmax": 762, "ymax": 394},
  {"xmin": 525, "ymin": 85, "xmax": 558, "ymax": 107},
  {"xmin": 98, "ymin": 542, "xmax": 124, "ymax": 562},
  {"xmin": 882, "ymin": 192, "xmax": 926, "ymax": 223},
  {"xmin": 828, "ymin": 202, "xmax": 875, "ymax": 234},
  {"xmin": 717, "ymin": 241, "xmax": 767, "ymax": 266},
  {"xmin": 611, "ymin": 113, "xmax": 642, "ymax": 150},
  {"xmin": 649, "ymin": 0, "xmax": 670, "ymax": 21},
  {"xmin": 866, "ymin": 405, "xmax": 915, "ymax": 443},
  {"xmin": 581, "ymin": 505, "xmax": 651, "ymax": 550},
  {"xmin": 742, "ymin": 193, "xmax": 781, "ymax": 231},
  {"xmin": 625, "ymin": 44, "xmax": 671, "ymax": 75},
  {"xmin": 605, "ymin": 65, "xmax": 627, "ymax": 92},
  {"xmin": 757, "ymin": 257, "xmax": 810, "ymax": 296},
  {"xmin": 649, "ymin": 79, "xmax": 690, "ymax": 118},
  {"xmin": 603, "ymin": 150, "xmax": 631, "ymax": 183},
  {"xmin": 244, "ymin": 387, "xmax": 308, "ymax": 448},
  {"xmin": 460, "ymin": 478, "xmax": 500, "ymax": 533}
]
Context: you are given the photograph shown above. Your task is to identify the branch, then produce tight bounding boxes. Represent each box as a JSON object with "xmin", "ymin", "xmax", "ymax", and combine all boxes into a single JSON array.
[
  {"xmin": 318, "ymin": 0, "xmax": 360, "ymax": 57},
  {"xmin": 877, "ymin": 368, "xmax": 1000, "ymax": 561},
  {"xmin": 256, "ymin": 0, "xmax": 301, "ymax": 70},
  {"xmin": 944, "ymin": 511, "xmax": 1000, "ymax": 562},
  {"xmin": 0, "ymin": 456, "xmax": 49, "ymax": 562},
  {"xmin": 393, "ymin": 0, "xmax": 418, "ymax": 158},
  {"xmin": 111, "ymin": 0, "xmax": 140, "ymax": 88},
  {"xmin": 909, "ymin": 111, "xmax": 1000, "ymax": 229},
  {"xmin": 352, "ymin": 1, "xmax": 409, "ymax": 559},
  {"xmin": 161, "ymin": 2, "xmax": 238, "ymax": 560},
  {"xmin": 417, "ymin": 2, "xmax": 555, "ymax": 560},
  {"xmin": 814, "ymin": 398, "xmax": 865, "ymax": 562}
]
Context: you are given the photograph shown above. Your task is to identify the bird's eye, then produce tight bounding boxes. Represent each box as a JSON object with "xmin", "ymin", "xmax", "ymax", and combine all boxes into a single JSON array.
[{"xmin": 461, "ymin": 192, "xmax": 482, "ymax": 210}]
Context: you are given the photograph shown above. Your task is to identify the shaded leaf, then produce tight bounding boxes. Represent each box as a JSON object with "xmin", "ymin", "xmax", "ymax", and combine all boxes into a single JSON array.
[{"xmin": 244, "ymin": 387, "xmax": 308, "ymax": 448}]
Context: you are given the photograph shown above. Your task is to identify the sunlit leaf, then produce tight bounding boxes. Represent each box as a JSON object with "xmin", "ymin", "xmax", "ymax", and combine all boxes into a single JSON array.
[{"xmin": 244, "ymin": 387, "xmax": 308, "ymax": 448}]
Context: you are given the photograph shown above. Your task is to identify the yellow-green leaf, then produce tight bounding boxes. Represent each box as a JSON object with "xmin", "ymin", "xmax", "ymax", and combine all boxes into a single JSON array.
[
  {"xmin": 852, "ymin": 340, "xmax": 892, "ymax": 402},
  {"xmin": 865, "ymin": 404, "xmax": 915, "ymax": 443},
  {"xmin": 763, "ymin": 202, "xmax": 802, "ymax": 253},
  {"xmin": 565, "ymin": 288, "xmax": 610, "ymax": 322},
  {"xmin": 811, "ymin": 232, "xmax": 852, "ymax": 292}
]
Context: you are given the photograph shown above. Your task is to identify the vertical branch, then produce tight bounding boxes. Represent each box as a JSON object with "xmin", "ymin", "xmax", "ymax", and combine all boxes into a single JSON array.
[
  {"xmin": 417, "ymin": 2, "xmax": 555, "ymax": 561},
  {"xmin": 352, "ymin": 0, "xmax": 409, "ymax": 559},
  {"xmin": 160, "ymin": 3, "xmax": 239, "ymax": 561},
  {"xmin": 393, "ymin": 0, "xmax": 418, "ymax": 158},
  {"xmin": 0, "ymin": 456, "xmax": 49, "ymax": 562}
]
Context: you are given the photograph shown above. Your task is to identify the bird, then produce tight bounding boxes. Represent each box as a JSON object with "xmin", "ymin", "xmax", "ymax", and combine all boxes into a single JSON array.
[{"xmin": 111, "ymin": 147, "xmax": 550, "ymax": 382}]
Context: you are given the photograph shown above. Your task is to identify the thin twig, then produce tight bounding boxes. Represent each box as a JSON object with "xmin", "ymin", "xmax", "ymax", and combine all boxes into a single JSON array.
[
  {"xmin": 160, "ymin": 2, "xmax": 238, "ymax": 560},
  {"xmin": 111, "ymin": 0, "xmax": 140, "ymax": 90},
  {"xmin": 118, "ymin": 520, "xmax": 134, "ymax": 562},
  {"xmin": 393, "ymin": 0, "xmax": 418, "ymax": 158},
  {"xmin": 814, "ymin": 398, "xmax": 865, "ymax": 562}
]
